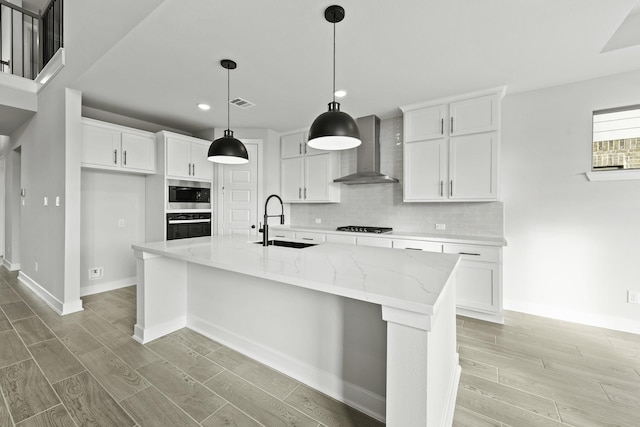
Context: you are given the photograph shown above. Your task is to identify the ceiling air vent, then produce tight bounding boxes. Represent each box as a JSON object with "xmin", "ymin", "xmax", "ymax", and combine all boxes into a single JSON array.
[{"xmin": 229, "ymin": 97, "xmax": 255, "ymax": 109}]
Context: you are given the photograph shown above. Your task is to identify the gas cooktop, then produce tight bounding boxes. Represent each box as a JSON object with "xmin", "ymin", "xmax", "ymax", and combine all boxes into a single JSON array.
[{"xmin": 336, "ymin": 226, "xmax": 393, "ymax": 234}]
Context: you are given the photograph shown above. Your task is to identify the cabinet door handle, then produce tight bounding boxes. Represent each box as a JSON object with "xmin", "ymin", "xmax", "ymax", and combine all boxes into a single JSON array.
[
  {"xmin": 450, "ymin": 180, "xmax": 453, "ymax": 197},
  {"xmin": 299, "ymin": 187, "xmax": 302, "ymax": 199},
  {"xmin": 123, "ymin": 150, "xmax": 127, "ymax": 165},
  {"xmin": 192, "ymin": 163, "xmax": 195, "ymax": 176},
  {"xmin": 302, "ymin": 237, "xmax": 313, "ymax": 241},
  {"xmin": 440, "ymin": 180, "xmax": 443, "ymax": 197},
  {"xmin": 299, "ymin": 143, "xmax": 302, "ymax": 155},
  {"xmin": 304, "ymin": 187, "xmax": 307, "ymax": 199},
  {"xmin": 459, "ymin": 252, "xmax": 481, "ymax": 256},
  {"xmin": 441, "ymin": 118, "xmax": 444, "ymax": 135},
  {"xmin": 114, "ymin": 149, "xmax": 118, "ymax": 164},
  {"xmin": 450, "ymin": 117, "xmax": 454, "ymax": 134}
]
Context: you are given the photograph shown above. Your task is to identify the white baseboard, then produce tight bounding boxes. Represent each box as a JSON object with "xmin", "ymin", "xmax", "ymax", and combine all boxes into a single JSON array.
[
  {"xmin": 132, "ymin": 316, "xmax": 187, "ymax": 344},
  {"xmin": 504, "ymin": 299, "xmax": 640, "ymax": 335},
  {"xmin": 188, "ymin": 314, "xmax": 386, "ymax": 422},
  {"xmin": 3, "ymin": 258, "xmax": 20, "ymax": 271},
  {"xmin": 457, "ymin": 307, "xmax": 504, "ymax": 324},
  {"xmin": 18, "ymin": 272, "xmax": 83, "ymax": 315},
  {"xmin": 80, "ymin": 277, "xmax": 136, "ymax": 296}
]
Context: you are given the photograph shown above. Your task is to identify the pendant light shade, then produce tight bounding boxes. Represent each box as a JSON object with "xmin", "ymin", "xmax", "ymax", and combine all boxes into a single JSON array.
[
  {"xmin": 308, "ymin": 5, "xmax": 361, "ymax": 151},
  {"xmin": 308, "ymin": 101, "xmax": 361, "ymax": 150},
  {"xmin": 207, "ymin": 129, "xmax": 248, "ymax": 164},
  {"xmin": 207, "ymin": 59, "xmax": 249, "ymax": 164}
]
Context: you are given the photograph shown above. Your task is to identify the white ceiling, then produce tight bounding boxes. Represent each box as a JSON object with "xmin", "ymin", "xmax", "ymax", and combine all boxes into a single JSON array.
[{"xmin": 70, "ymin": 0, "xmax": 640, "ymax": 134}]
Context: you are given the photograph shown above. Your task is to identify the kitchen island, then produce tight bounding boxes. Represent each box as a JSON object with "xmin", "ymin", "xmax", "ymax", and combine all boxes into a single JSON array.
[{"xmin": 132, "ymin": 235, "xmax": 461, "ymax": 426}]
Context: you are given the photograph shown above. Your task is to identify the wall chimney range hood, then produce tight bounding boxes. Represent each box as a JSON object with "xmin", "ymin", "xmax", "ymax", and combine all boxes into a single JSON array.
[{"xmin": 333, "ymin": 115, "xmax": 399, "ymax": 185}]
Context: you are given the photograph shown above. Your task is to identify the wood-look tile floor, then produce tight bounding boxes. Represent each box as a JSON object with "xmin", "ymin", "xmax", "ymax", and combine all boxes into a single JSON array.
[{"xmin": 0, "ymin": 265, "xmax": 639, "ymax": 426}]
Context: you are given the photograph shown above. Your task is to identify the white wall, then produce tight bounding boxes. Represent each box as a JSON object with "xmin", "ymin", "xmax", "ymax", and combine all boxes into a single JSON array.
[
  {"xmin": 502, "ymin": 69, "xmax": 640, "ymax": 334},
  {"xmin": 80, "ymin": 169, "xmax": 145, "ymax": 295}
]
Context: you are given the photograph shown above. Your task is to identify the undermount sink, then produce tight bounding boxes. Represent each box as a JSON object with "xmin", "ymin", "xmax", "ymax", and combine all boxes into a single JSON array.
[{"xmin": 253, "ymin": 240, "xmax": 317, "ymax": 249}]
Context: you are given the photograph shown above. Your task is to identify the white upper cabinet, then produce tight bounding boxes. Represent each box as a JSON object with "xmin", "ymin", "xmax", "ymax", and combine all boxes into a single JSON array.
[
  {"xmin": 189, "ymin": 141, "xmax": 213, "ymax": 180},
  {"xmin": 449, "ymin": 133, "xmax": 498, "ymax": 200},
  {"xmin": 281, "ymin": 131, "xmax": 322, "ymax": 158},
  {"xmin": 163, "ymin": 133, "xmax": 213, "ymax": 181},
  {"xmin": 404, "ymin": 139, "xmax": 448, "ymax": 200},
  {"xmin": 404, "ymin": 104, "xmax": 447, "ymax": 142},
  {"xmin": 81, "ymin": 118, "xmax": 155, "ymax": 174},
  {"xmin": 281, "ymin": 157, "xmax": 304, "ymax": 201},
  {"xmin": 280, "ymin": 131, "xmax": 340, "ymax": 203},
  {"xmin": 121, "ymin": 132, "xmax": 155, "ymax": 172},
  {"xmin": 449, "ymin": 94, "xmax": 499, "ymax": 136},
  {"xmin": 401, "ymin": 88, "xmax": 504, "ymax": 202}
]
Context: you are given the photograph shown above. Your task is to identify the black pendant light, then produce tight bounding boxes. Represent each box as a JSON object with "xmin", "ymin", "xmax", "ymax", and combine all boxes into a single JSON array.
[
  {"xmin": 207, "ymin": 59, "xmax": 249, "ymax": 164},
  {"xmin": 308, "ymin": 5, "xmax": 361, "ymax": 151}
]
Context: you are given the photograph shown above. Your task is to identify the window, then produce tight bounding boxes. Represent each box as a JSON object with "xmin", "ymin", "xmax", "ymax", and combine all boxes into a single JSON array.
[{"xmin": 592, "ymin": 105, "xmax": 640, "ymax": 171}]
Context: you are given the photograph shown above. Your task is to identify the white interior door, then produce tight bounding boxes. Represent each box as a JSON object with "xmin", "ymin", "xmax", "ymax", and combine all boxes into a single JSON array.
[{"xmin": 220, "ymin": 143, "xmax": 259, "ymax": 237}]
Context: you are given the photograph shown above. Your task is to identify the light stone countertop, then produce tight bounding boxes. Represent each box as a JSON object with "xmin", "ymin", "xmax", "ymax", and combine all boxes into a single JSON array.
[
  {"xmin": 271, "ymin": 224, "xmax": 507, "ymax": 246},
  {"xmin": 132, "ymin": 234, "xmax": 460, "ymax": 315}
]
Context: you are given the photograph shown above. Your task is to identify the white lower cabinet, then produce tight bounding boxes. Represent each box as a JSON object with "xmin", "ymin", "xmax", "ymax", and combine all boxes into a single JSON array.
[
  {"xmin": 270, "ymin": 230, "xmax": 295, "ymax": 240},
  {"xmin": 270, "ymin": 228, "xmax": 504, "ymax": 323},
  {"xmin": 453, "ymin": 262, "xmax": 499, "ymax": 313},
  {"xmin": 326, "ymin": 234, "xmax": 357, "ymax": 245},
  {"xmin": 392, "ymin": 239, "xmax": 442, "ymax": 252},
  {"xmin": 294, "ymin": 231, "xmax": 326, "ymax": 243},
  {"xmin": 443, "ymin": 243, "xmax": 502, "ymax": 322},
  {"xmin": 356, "ymin": 236, "xmax": 392, "ymax": 248}
]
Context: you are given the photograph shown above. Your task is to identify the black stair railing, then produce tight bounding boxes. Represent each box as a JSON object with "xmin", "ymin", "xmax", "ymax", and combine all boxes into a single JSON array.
[
  {"xmin": 41, "ymin": 0, "xmax": 62, "ymax": 68},
  {"xmin": 0, "ymin": 0, "xmax": 63, "ymax": 80}
]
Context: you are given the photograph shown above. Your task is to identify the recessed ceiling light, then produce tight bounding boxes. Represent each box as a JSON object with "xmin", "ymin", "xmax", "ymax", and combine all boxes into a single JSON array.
[
  {"xmin": 197, "ymin": 103, "xmax": 211, "ymax": 110},
  {"xmin": 334, "ymin": 90, "xmax": 347, "ymax": 98}
]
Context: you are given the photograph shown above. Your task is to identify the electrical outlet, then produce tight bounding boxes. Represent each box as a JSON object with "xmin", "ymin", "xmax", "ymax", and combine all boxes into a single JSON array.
[
  {"xmin": 435, "ymin": 223, "xmax": 446, "ymax": 231},
  {"xmin": 43, "ymin": 197, "xmax": 48, "ymax": 206},
  {"xmin": 89, "ymin": 267, "xmax": 103, "ymax": 280},
  {"xmin": 118, "ymin": 219, "xmax": 125, "ymax": 227},
  {"xmin": 35, "ymin": 262, "xmax": 38, "ymax": 272},
  {"xmin": 55, "ymin": 196, "xmax": 60, "ymax": 207},
  {"xmin": 315, "ymin": 218, "xmax": 322, "ymax": 224},
  {"xmin": 628, "ymin": 290, "xmax": 639, "ymax": 304}
]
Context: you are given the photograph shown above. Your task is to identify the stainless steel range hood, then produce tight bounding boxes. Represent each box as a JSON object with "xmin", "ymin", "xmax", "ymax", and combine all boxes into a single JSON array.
[{"xmin": 333, "ymin": 115, "xmax": 399, "ymax": 185}]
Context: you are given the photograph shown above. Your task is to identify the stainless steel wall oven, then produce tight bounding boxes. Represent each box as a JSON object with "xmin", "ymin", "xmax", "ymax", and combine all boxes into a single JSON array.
[{"xmin": 166, "ymin": 212, "xmax": 212, "ymax": 240}]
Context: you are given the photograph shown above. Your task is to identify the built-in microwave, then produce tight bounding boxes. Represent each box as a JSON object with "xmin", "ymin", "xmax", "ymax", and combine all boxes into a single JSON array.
[{"xmin": 167, "ymin": 180, "xmax": 211, "ymax": 210}]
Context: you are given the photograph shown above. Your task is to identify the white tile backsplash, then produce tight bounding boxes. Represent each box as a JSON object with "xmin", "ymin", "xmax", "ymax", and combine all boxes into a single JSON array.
[{"xmin": 290, "ymin": 115, "xmax": 504, "ymax": 237}]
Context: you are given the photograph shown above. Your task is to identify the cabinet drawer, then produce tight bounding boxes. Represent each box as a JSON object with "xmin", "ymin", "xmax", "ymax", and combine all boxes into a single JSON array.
[
  {"xmin": 442, "ymin": 243, "xmax": 500, "ymax": 262},
  {"xmin": 294, "ymin": 232, "xmax": 326, "ymax": 243},
  {"xmin": 357, "ymin": 236, "xmax": 392, "ymax": 248},
  {"xmin": 326, "ymin": 234, "xmax": 357, "ymax": 245},
  {"xmin": 270, "ymin": 230, "xmax": 295, "ymax": 240},
  {"xmin": 392, "ymin": 239, "xmax": 442, "ymax": 252}
]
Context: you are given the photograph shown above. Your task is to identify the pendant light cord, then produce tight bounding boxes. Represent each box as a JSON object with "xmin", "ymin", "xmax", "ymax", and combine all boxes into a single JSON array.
[
  {"xmin": 227, "ymin": 66, "xmax": 231, "ymax": 131},
  {"xmin": 332, "ymin": 19, "xmax": 336, "ymax": 104}
]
